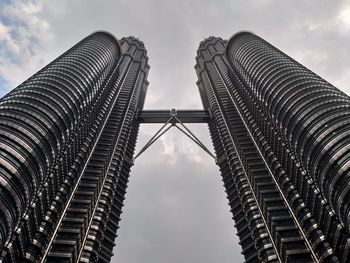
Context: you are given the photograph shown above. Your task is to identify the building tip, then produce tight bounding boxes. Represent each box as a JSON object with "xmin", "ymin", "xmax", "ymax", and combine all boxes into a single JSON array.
[
  {"xmin": 225, "ymin": 31, "xmax": 257, "ymax": 60},
  {"xmin": 226, "ymin": 31, "xmax": 256, "ymax": 44}
]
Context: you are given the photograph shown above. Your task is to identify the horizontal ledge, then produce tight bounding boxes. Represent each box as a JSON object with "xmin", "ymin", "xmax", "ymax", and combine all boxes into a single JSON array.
[{"xmin": 137, "ymin": 109, "xmax": 210, "ymax": 123}]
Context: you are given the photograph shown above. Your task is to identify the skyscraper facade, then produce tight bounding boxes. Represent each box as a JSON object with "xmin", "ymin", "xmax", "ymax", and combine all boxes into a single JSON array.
[
  {"xmin": 195, "ymin": 32, "xmax": 350, "ymax": 262},
  {"xmin": 1, "ymin": 30, "xmax": 350, "ymax": 263},
  {"xmin": 0, "ymin": 32, "xmax": 149, "ymax": 262}
]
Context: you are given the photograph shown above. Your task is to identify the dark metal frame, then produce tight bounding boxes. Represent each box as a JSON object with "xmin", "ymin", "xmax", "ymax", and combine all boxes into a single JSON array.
[{"xmin": 133, "ymin": 110, "xmax": 215, "ymax": 162}]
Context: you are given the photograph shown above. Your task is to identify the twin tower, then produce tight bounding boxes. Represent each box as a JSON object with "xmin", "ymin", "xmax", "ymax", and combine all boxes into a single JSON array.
[{"xmin": 0, "ymin": 31, "xmax": 350, "ymax": 263}]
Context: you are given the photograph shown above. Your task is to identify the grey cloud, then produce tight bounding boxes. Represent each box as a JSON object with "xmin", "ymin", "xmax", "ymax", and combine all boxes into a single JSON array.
[
  {"xmin": 2, "ymin": 0, "xmax": 350, "ymax": 262},
  {"xmin": 115, "ymin": 136, "xmax": 240, "ymax": 263}
]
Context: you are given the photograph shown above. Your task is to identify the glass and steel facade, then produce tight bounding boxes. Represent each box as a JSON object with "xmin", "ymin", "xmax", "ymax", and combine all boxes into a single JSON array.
[
  {"xmin": 195, "ymin": 32, "xmax": 350, "ymax": 262},
  {"xmin": 1, "ymin": 30, "xmax": 350, "ymax": 263},
  {"xmin": 0, "ymin": 32, "xmax": 149, "ymax": 262}
]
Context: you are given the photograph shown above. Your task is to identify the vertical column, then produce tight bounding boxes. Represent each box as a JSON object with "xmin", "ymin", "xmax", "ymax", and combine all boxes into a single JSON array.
[
  {"xmin": 226, "ymin": 32, "xmax": 350, "ymax": 261},
  {"xmin": 44, "ymin": 37, "xmax": 149, "ymax": 263},
  {"xmin": 0, "ymin": 32, "xmax": 121, "ymax": 262},
  {"xmin": 196, "ymin": 36, "xmax": 323, "ymax": 262}
]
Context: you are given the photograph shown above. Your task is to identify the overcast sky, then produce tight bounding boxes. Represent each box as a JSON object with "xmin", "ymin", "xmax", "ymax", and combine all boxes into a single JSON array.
[{"xmin": 1, "ymin": 0, "xmax": 350, "ymax": 262}]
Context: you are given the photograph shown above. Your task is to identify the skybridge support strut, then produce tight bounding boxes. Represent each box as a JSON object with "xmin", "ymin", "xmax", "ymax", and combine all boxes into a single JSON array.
[{"xmin": 133, "ymin": 109, "xmax": 215, "ymax": 163}]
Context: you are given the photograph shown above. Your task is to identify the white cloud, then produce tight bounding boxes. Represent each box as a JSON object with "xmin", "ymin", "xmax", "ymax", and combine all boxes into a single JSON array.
[
  {"xmin": 338, "ymin": 5, "xmax": 350, "ymax": 29},
  {"xmin": 20, "ymin": 1, "xmax": 42, "ymax": 14},
  {"xmin": 2, "ymin": 1, "xmax": 350, "ymax": 262},
  {"xmin": 334, "ymin": 67, "xmax": 350, "ymax": 94},
  {"xmin": 0, "ymin": 23, "xmax": 20, "ymax": 54},
  {"xmin": 160, "ymin": 132, "xmax": 176, "ymax": 156},
  {"xmin": 307, "ymin": 21, "xmax": 320, "ymax": 31},
  {"xmin": 0, "ymin": 0, "xmax": 53, "ymax": 95}
]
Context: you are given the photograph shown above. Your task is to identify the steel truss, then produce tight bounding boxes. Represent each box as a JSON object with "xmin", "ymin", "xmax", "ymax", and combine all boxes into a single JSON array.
[{"xmin": 133, "ymin": 109, "xmax": 215, "ymax": 163}]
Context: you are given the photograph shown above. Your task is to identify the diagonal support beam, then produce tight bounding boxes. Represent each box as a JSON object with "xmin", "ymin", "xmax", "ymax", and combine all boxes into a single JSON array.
[
  {"xmin": 133, "ymin": 117, "xmax": 173, "ymax": 161},
  {"xmin": 133, "ymin": 123, "xmax": 172, "ymax": 161},
  {"xmin": 133, "ymin": 111, "xmax": 216, "ymax": 163},
  {"xmin": 174, "ymin": 117, "xmax": 216, "ymax": 160}
]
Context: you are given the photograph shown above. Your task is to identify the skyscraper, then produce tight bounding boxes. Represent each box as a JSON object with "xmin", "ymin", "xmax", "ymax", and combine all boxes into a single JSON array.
[
  {"xmin": 1, "ymin": 30, "xmax": 350, "ymax": 263},
  {"xmin": 195, "ymin": 32, "xmax": 350, "ymax": 262},
  {"xmin": 0, "ymin": 32, "xmax": 149, "ymax": 262}
]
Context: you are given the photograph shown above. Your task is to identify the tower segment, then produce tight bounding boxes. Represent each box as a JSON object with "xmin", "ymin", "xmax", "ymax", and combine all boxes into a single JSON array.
[
  {"xmin": 1, "ymin": 29, "xmax": 350, "ymax": 263},
  {"xmin": 195, "ymin": 33, "xmax": 350, "ymax": 262},
  {"xmin": 0, "ymin": 32, "xmax": 149, "ymax": 263}
]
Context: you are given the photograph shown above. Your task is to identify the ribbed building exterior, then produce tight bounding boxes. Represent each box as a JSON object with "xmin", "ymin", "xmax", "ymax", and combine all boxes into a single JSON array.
[
  {"xmin": 0, "ymin": 32, "xmax": 149, "ymax": 262},
  {"xmin": 2, "ymin": 29, "xmax": 350, "ymax": 263},
  {"xmin": 195, "ymin": 32, "xmax": 350, "ymax": 262}
]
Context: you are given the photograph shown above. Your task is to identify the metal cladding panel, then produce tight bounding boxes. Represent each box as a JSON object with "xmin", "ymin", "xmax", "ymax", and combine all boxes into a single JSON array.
[
  {"xmin": 0, "ymin": 31, "xmax": 119, "ymax": 232},
  {"xmin": 226, "ymin": 32, "xmax": 350, "ymax": 230},
  {"xmin": 76, "ymin": 37, "xmax": 149, "ymax": 263},
  {"xmin": 195, "ymin": 34, "xmax": 350, "ymax": 262},
  {"xmin": 224, "ymin": 32, "xmax": 350, "ymax": 262},
  {"xmin": 0, "ymin": 31, "xmax": 121, "ymax": 260},
  {"xmin": 43, "ymin": 37, "xmax": 148, "ymax": 263},
  {"xmin": 0, "ymin": 32, "xmax": 149, "ymax": 263},
  {"xmin": 196, "ymin": 37, "xmax": 277, "ymax": 263}
]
